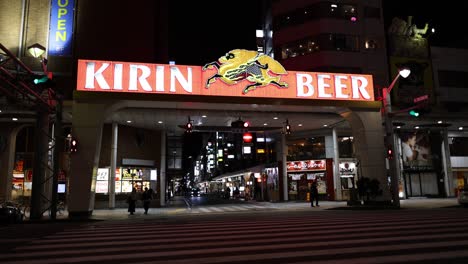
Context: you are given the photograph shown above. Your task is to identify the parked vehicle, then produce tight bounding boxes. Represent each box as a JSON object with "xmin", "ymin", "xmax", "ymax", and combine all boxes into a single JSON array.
[
  {"xmin": 0, "ymin": 201, "xmax": 24, "ymax": 224},
  {"xmin": 458, "ymin": 188, "xmax": 468, "ymax": 207}
]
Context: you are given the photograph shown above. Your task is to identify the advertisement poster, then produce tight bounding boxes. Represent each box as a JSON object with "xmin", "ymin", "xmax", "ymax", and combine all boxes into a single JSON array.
[{"xmin": 399, "ymin": 131, "xmax": 433, "ymax": 169}]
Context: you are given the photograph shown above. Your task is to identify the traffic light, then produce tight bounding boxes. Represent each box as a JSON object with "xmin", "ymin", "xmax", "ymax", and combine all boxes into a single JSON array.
[
  {"xmin": 231, "ymin": 118, "xmax": 246, "ymax": 128},
  {"xmin": 284, "ymin": 119, "xmax": 291, "ymax": 134},
  {"xmin": 409, "ymin": 110, "xmax": 420, "ymax": 117},
  {"xmin": 32, "ymin": 72, "xmax": 54, "ymax": 89},
  {"xmin": 387, "ymin": 145, "xmax": 393, "ymax": 159},
  {"xmin": 185, "ymin": 122, "xmax": 193, "ymax": 133},
  {"xmin": 70, "ymin": 138, "xmax": 78, "ymax": 153}
]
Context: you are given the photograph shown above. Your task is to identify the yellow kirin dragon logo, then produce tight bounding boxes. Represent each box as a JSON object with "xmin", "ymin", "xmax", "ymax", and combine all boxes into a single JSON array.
[{"xmin": 203, "ymin": 49, "xmax": 288, "ymax": 94}]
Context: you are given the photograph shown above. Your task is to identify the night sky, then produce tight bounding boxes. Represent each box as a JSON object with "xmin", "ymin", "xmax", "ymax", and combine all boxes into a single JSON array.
[{"xmin": 169, "ymin": 1, "xmax": 468, "ymax": 66}]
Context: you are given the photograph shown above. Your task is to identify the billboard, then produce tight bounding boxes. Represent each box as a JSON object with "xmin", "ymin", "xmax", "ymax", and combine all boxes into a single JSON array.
[
  {"xmin": 77, "ymin": 50, "xmax": 375, "ymax": 101},
  {"xmin": 399, "ymin": 131, "xmax": 433, "ymax": 169}
]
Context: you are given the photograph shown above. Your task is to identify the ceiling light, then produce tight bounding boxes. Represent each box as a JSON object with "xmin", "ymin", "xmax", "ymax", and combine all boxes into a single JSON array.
[
  {"xmin": 12, "ymin": 117, "xmax": 18, "ymax": 121},
  {"xmin": 323, "ymin": 124, "xmax": 328, "ymax": 127},
  {"xmin": 273, "ymin": 117, "xmax": 278, "ymax": 120},
  {"xmin": 126, "ymin": 120, "xmax": 132, "ymax": 123},
  {"xmin": 397, "ymin": 126, "xmax": 401, "ymax": 129},
  {"xmin": 158, "ymin": 121, "xmax": 163, "ymax": 124},
  {"xmin": 415, "ymin": 126, "xmax": 420, "ymax": 129},
  {"xmin": 298, "ymin": 124, "xmax": 303, "ymax": 126},
  {"xmin": 263, "ymin": 123, "xmax": 268, "ymax": 126},
  {"xmin": 437, "ymin": 121, "xmax": 442, "ymax": 124},
  {"xmin": 202, "ymin": 115, "xmax": 207, "ymax": 118},
  {"xmin": 459, "ymin": 127, "xmax": 464, "ymax": 130}
]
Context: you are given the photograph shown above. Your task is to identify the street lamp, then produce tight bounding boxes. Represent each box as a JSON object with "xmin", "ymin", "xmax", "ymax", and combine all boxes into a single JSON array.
[
  {"xmin": 27, "ymin": 43, "xmax": 46, "ymax": 58},
  {"xmin": 27, "ymin": 43, "xmax": 49, "ymax": 75},
  {"xmin": 382, "ymin": 68, "xmax": 411, "ymax": 208}
]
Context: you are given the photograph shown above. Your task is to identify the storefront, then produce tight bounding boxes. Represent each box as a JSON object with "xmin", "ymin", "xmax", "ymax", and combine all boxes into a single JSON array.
[
  {"xmin": 287, "ymin": 159, "xmax": 334, "ymax": 201},
  {"xmin": 339, "ymin": 159, "xmax": 358, "ymax": 200}
]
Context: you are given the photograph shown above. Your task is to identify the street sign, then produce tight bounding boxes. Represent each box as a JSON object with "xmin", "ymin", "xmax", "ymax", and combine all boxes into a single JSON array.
[{"xmin": 414, "ymin": 95, "xmax": 428, "ymax": 103}]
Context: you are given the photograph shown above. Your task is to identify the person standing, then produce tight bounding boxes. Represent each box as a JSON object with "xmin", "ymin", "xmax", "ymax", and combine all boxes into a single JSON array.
[
  {"xmin": 310, "ymin": 180, "xmax": 319, "ymax": 207},
  {"xmin": 142, "ymin": 187, "xmax": 152, "ymax": 214},
  {"xmin": 127, "ymin": 187, "xmax": 138, "ymax": 215}
]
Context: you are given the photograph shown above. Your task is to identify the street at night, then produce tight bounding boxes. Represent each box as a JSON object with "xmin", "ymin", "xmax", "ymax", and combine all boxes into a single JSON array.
[{"xmin": 2, "ymin": 200, "xmax": 468, "ymax": 264}]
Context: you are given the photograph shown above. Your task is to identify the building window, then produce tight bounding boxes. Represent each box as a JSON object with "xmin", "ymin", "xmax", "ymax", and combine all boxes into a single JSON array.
[
  {"xmin": 287, "ymin": 137, "xmax": 325, "ymax": 160},
  {"xmin": 365, "ymin": 39, "xmax": 377, "ymax": 50},
  {"xmin": 364, "ymin": 6, "xmax": 380, "ymax": 19},
  {"xmin": 450, "ymin": 137, "xmax": 468, "ymax": 156},
  {"xmin": 438, "ymin": 70, "xmax": 468, "ymax": 88},
  {"xmin": 167, "ymin": 136, "xmax": 182, "ymax": 169},
  {"xmin": 273, "ymin": 2, "xmax": 358, "ymax": 31},
  {"xmin": 280, "ymin": 33, "xmax": 359, "ymax": 59},
  {"xmin": 338, "ymin": 136, "xmax": 355, "ymax": 158}
]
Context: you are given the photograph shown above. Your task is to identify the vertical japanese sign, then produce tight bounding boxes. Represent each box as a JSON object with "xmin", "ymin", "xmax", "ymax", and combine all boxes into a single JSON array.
[{"xmin": 48, "ymin": 0, "xmax": 75, "ymax": 56}]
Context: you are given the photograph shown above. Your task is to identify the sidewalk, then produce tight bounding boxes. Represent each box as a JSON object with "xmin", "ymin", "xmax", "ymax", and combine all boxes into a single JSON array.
[{"xmin": 22, "ymin": 197, "xmax": 461, "ymax": 222}]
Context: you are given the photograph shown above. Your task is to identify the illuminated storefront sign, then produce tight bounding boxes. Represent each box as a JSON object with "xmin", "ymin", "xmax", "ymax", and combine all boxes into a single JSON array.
[
  {"xmin": 287, "ymin": 160, "xmax": 326, "ymax": 171},
  {"xmin": 49, "ymin": 0, "xmax": 75, "ymax": 56},
  {"xmin": 339, "ymin": 162, "xmax": 357, "ymax": 178},
  {"xmin": 77, "ymin": 50, "xmax": 374, "ymax": 101}
]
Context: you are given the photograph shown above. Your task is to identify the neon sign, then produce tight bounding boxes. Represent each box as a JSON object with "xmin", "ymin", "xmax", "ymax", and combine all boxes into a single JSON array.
[
  {"xmin": 48, "ymin": 0, "xmax": 75, "ymax": 56},
  {"xmin": 77, "ymin": 51, "xmax": 374, "ymax": 101}
]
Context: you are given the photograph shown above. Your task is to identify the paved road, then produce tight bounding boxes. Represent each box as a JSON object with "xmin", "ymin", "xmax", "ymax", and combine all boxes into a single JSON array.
[{"xmin": 1, "ymin": 207, "xmax": 468, "ymax": 263}]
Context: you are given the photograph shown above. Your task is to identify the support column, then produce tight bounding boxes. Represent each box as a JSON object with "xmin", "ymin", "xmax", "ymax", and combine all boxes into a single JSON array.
[
  {"xmin": 160, "ymin": 131, "xmax": 166, "ymax": 207},
  {"xmin": 332, "ymin": 128, "xmax": 342, "ymax": 201},
  {"xmin": 109, "ymin": 123, "xmax": 118, "ymax": 209},
  {"xmin": 341, "ymin": 110, "xmax": 391, "ymax": 203},
  {"xmin": 0, "ymin": 125, "xmax": 24, "ymax": 202},
  {"xmin": 30, "ymin": 109, "xmax": 50, "ymax": 220},
  {"xmin": 441, "ymin": 129, "xmax": 453, "ymax": 197},
  {"xmin": 281, "ymin": 133, "xmax": 288, "ymax": 201},
  {"xmin": 68, "ymin": 102, "xmax": 106, "ymax": 219}
]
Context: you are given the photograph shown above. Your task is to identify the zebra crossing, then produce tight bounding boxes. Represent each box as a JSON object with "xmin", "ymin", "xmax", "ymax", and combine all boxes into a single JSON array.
[
  {"xmin": 187, "ymin": 204, "xmax": 274, "ymax": 214},
  {"xmin": 2, "ymin": 208, "xmax": 468, "ymax": 263}
]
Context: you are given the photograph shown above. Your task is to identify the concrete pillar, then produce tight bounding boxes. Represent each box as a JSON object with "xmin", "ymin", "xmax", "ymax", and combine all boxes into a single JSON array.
[
  {"xmin": 68, "ymin": 102, "xmax": 106, "ymax": 219},
  {"xmin": 332, "ymin": 128, "xmax": 342, "ymax": 201},
  {"xmin": 341, "ymin": 110, "xmax": 390, "ymax": 202},
  {"xmin": 160, "ymin": 131, "xmax": 166, "ymax": 206},
  {"xmin": 441, "ymin": 129, "xmax": 453, "ymax": 197},
  {"xmin": 109, "ymin": 123, "xmax": 118, "ymax": 209},
  {"xmin": 281, "ymin": 133, "xmax": 288, "ymax": 201},
  {"xmin": 0, "ymin": 124, "xmax": 25, "ymax": 202}
]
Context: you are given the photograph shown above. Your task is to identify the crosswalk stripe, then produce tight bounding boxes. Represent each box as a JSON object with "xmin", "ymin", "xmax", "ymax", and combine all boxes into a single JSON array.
[{"xmin": 2, "ymin": 210, "xmax": 468, "ymax": 264}]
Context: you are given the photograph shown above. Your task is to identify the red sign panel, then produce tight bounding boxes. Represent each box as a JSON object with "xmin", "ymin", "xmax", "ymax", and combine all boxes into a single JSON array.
[
  {"xmin": 77, "ymin": 57, "xmax": 374, "ymax": 101},
  {"xmin": 287, "ymin": 160, "xmax": 326, "ymax": 171}
]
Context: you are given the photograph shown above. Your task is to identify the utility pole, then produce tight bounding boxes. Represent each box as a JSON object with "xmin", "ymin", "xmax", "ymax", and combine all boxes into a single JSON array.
[{"xmin": 382, "ymin": 68, "xmax": 411, "ymax": 208}]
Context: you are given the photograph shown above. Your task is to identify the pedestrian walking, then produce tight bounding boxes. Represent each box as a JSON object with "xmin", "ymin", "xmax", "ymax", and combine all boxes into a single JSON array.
[
  {"xmin": 127, "ymin": 187, "xmax": 138, "ymax": 215},
  {"xmin": 142, "ymin": 187, "xmax": 152, "ymax": 214},
  {"xmin": 310, "ymin": 180, "xmax": 319, "ymax": 207}
]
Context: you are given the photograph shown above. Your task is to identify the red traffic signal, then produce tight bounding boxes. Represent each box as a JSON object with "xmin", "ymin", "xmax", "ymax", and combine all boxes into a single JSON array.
[
  {"xmin": 387, "ymin": 145, "xmax": 393, "ymax": 159},
  {"xmin": 185, "ymin": 122, "xmax": 193, "ymax": 133},
  {"xmin": 70, "ymin": 138, "xmax": 78, "ymax": 153}
]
